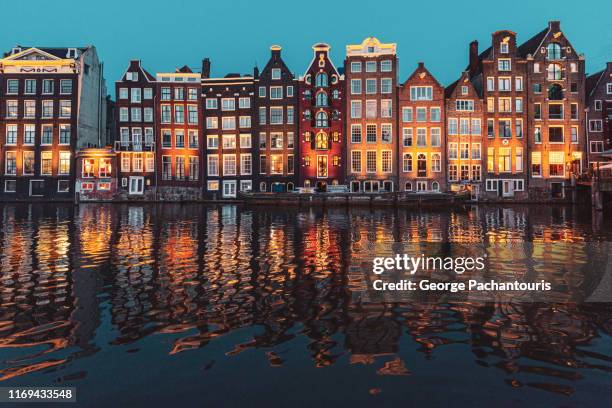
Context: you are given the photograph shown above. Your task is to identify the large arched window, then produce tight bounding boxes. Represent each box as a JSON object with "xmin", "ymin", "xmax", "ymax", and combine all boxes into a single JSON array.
[
  {"xmin": 315, "ymin": 91, "xmax": 328, "ymax": 107},
  {"xmin": 316, "ymin": 132, "xmax": 328, "ymax": 149},
  {"xmin": 315, "ymin": 73, "xmax": 328, "ymax": 87},
  {"xmin": 417, "ymin": 153, "xmax": 427, "ymax": 177},
  {"xmin": 547, "ymin": 43, "xmax": 562, "ymax": 60},
  {"xmin": 547, "ymin": 63, "xmax": 562, "ymax": 80},
  {"xmin": 315, "ymin": 111, "xmax": 328, "ymax": 128},
  {"xmin": 548, "ymin": 83, "xmax": 563, "ymax": 100}
]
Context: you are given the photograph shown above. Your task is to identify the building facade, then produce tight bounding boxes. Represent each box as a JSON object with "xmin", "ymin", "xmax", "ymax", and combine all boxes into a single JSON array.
[
  {"xmin": 156, "ymin": 67, "xmax": 202, "ymax": 200},
  {"xmin": 0, "ymin": 46, "xmax": 106, "ymax": 200},
  {"xmin": 445, "ymin": 71, "xmax": 484, "ymax": 196},
  {"xmin": 478, "ymin": 32, "xmax": 529, "ymax": 199},
  {"xmin": 398, "ymin": 62, "xmax": 446, "ymax": 193},
  {"xmin": 254, "ymin": 45, "xmax": 298, "ymax": 192},
  {"xmin": 202, "ymin": 59, "xmax": 256, "ymax": 199},
  {"xmin": 521, "ymin": 21, "xmax": 586, "ymax": 199},
  {"xmin": 76, "ymin": 147, "xmax": 117, "ymax": 201},
  {"xmin": 298, "ymin": 43, "xmax": 345, "ymax": 190},
  {"xmin": 115, "ymin": 60, "xmax": 157, "ymax": 199},
  {"xmin": 586, "ymin": 62, "xmax": 612, "ymax": 169},
  {"xmin": 344, "ymin": 37, "xmax": 398, "ymax": 192}
]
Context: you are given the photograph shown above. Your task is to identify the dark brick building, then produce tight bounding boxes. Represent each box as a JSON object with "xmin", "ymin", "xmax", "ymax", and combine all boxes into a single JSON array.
[
  {"xmin": 115, "ymin": 60, "xmax": 157, "ymax": 199},
  {"xmin": 586, "ymin": 62, "xmax": 612, "ymax": 169},
  {"xmin": 521, "ymin": 21, "xmax": 586, "ymax": 199},
  {"xmin": 298, "ymin": 43, "xmax": 345, "ymax": 190},
  {"xmin": 0, "ymin": 46, "xmax": 106, "ymax": 200},
  {"xmin": 398, "ymin": 62, "xmax": 446, "ymax": 193},
  {"xmin": 254, "ymin": 45, "xmax": 298, "ymax": 192},
  {"xmin": 477, "ymin": 31, "xmax": 529, "ymax": 199},
  {"xmin": 202, "ymin": 58, "xmax": 256, "ymax": 198},
  {"xmin": 344, "ymin": 37, "xmax": 398, "ymax": 192}
]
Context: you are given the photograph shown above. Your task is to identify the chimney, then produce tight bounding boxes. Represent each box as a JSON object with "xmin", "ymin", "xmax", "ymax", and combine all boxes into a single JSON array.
[
  {"xmin": 469, "ymin": 40, "xmax": 479, "ymax": 75},
  {"xmin": 417, "ymin": 61, "xmax": 425, "ymax": 69},
  {"xmin": 270, "ymin": 45, "xmax": 282, "ymax": 60},
  {"xmin": 549, "ymin": 20, "xmax": 561, "ymax": 31},
  {"xmin": 202, "ymin": 58, "xmax": 211, "ymax": 79},
  {"xmin": 254, "ymin": 66, "xmax": 259, "ymax": 79}
]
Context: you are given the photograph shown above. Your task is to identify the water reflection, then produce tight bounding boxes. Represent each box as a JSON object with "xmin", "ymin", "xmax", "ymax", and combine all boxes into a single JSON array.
[{"xmin": 0, "ymin": 203, "xmax": 611, "ymax": 402}]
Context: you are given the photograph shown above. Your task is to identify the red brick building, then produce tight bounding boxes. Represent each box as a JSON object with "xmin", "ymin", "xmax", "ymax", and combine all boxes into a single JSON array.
[
  {"xmin": 344, "ymin": 37, "xmax": 397, "ymax": 192},
  {"xmin": 398, "ymin": 62, "xmax": 446, "ymax": 193},
  {"xmin": 445, "ymin": 69, "xmax": 484, "ymax": 196},
  {"xmin": 0, "ymin": 46, "xmax": 106, "ymax": 200},
  {"xmin": 521, "ymin": 21, "xmax": 586, "ymax": 199},
  {"xmin": 202, "ymin": 58, "xmax": 256, "ymax": 198},
  {"xmin": 298, "ymin": 43, "xmax": 345, "ymax": 190},
  {"xmin": 156, "ymin": 67, "xmax": 202, "ymax": 200},
  {"xmin": 254, "ymin": 45, "xmax": 298, "ymax": 192},
  {"xmin": 115, "ymin": 60, "xmax": 156, "ymax": 198},
  {"xmin": 586, "ymin": 62, "xmax": 612, "ymax": 169}
]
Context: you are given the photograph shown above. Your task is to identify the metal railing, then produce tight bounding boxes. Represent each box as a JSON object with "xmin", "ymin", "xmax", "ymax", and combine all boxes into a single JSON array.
[{"xmin": 114, "ymin": 141, "xmax": 156, "ymax": 152}]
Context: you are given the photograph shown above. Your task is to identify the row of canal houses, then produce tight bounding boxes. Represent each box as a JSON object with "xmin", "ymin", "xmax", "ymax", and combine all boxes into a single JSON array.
[{"xmin": 0, "ymin": 21, "xmax": 611, "ymax": 202}]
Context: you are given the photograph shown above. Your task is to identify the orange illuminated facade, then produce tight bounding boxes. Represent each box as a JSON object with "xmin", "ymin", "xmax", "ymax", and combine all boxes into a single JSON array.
[
  {"xmin": 344, "ymin": 37, "xmax": 398, "ymax": 192},
  {"xmin": 398, "ymin": 62, "xmax": 446, "ymax": 193}
]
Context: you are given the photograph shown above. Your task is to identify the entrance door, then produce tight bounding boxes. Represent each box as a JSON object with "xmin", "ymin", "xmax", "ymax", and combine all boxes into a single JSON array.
[
  {"xmin": 316, "ymin": 181, "xmax": 327, "ymax": 192},
  {"xmin": 417, "ymin": 181, "xmax": 427, "ymax": 192},
  {"xmin": 382, "ymin": 181, "xmax": 393, "ymax": 192},
  {"xmin": 29, "ymin": 180, "xmax": 45, "ymax": 196},
  {"xmin": 551, "ymin": 182, "xmax": 564, "ymax": 199},
  {"xmin": 223, "ymin": 181, "xmax": 237, "ymax": 198},
  {"xmin": 129, "ymin": 176, "xmax": 144, "ymax": 195},
  {"xmin": 502, "ymin": 180, "xmax": 514, "ymax": 197},
  {"xmin": 317, "ymin": 155, "xmax": 328, "ymax": 178}
]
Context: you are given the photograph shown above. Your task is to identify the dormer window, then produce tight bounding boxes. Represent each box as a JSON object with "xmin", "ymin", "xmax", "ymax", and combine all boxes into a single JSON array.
[
  {"xmin": 126, "ymin": 72, "xmax": 139, "ymax": 81},
  {"xmin": 67, "ymin": 48, "xmax": 78, "ymax": 58},
  {"xmin": 500, "ymin": 42, "xmax": 509, "ymax": 54},
  {"xmin": 271, "ymin": 68, "xmax": 281, "ymax": 80},
  {"xmin": 368, "ymin": 46, "xmax": 375, "ymax": 53},
  {"xmin": 11, "ymin": 47, "xmax": 22, "ymax": 55}
]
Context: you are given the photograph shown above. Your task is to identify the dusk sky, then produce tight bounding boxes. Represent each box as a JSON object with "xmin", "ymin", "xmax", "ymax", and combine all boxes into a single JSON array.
[{"xmin": 1, "ymin": 0, "xmax": 610, "ymax": 96}]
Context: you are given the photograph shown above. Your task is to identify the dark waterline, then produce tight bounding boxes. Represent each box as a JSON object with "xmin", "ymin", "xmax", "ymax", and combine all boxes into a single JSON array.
[{"xmin": 0, "ymin": 203, "xmax": 611, "ymax": 407}]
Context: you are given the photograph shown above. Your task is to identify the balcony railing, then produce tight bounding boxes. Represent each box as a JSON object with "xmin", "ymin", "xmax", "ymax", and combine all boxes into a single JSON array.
[{"xmin": 115, "ymin": 141, "xmax": 156, "ymax": 152}]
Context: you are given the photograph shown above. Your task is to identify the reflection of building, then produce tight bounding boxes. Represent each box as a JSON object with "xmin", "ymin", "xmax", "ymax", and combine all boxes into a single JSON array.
[
  {"xmin": 76, "ymin": 147, "xmax": 117, "ymax": 201},
  {"xmin": 0, "ymin": 46, "xmax": 106, "ymax": 200},
  {"xmin": 586, "ymin": 62, "xmax": 612, "ymax": 169},
  {"xmin": 523, "ymin": 21, "xmax": 586, "ymax": 199},
  {"xmin": 254, "ymin": 46, "xmax": 298, "ymax": 193},
  {"xmin": 202, "ymin": 59, "xmax": 256, "ymax": 199},
  {"xmin": 398, "ymin": 62, "xmax": 446, "ymax": 193},
  {"xmin": 344, "ymin": 37, "xmax": 398, "ymax": 192},
  {"xmin": 299, "ymin": 44, "xmax": 345, "ymax": 190}
]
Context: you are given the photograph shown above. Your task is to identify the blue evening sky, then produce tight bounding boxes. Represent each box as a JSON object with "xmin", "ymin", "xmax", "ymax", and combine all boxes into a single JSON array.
[{"xmin": 1, "ymin": 0, "xmax": 610, "ymax": 97}]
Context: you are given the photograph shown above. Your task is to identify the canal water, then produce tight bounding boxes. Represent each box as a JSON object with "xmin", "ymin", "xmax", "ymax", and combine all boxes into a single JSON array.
[{"xmin": 0, "ymin": 203, "xmax": 610, "ymax": 407}]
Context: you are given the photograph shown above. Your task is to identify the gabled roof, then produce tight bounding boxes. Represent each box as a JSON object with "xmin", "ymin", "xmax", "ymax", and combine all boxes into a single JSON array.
[
  {"xmin": 401, "ymin": 62, "xmax": 443, "ymax": 88},
  {"xmin": 3, "ymin": 46, "xmax": 89, "ymax": 60},
  {"xmin": 517, "ymin": 27, "xmax": 548, "ymax": 57},
  {"xmin": 259, "ymin": 45, "xmax": 295, "ymax": 80},
  {"xmin": 445, "ymin": 71, "xmax": 483, "ymax": 98}
]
